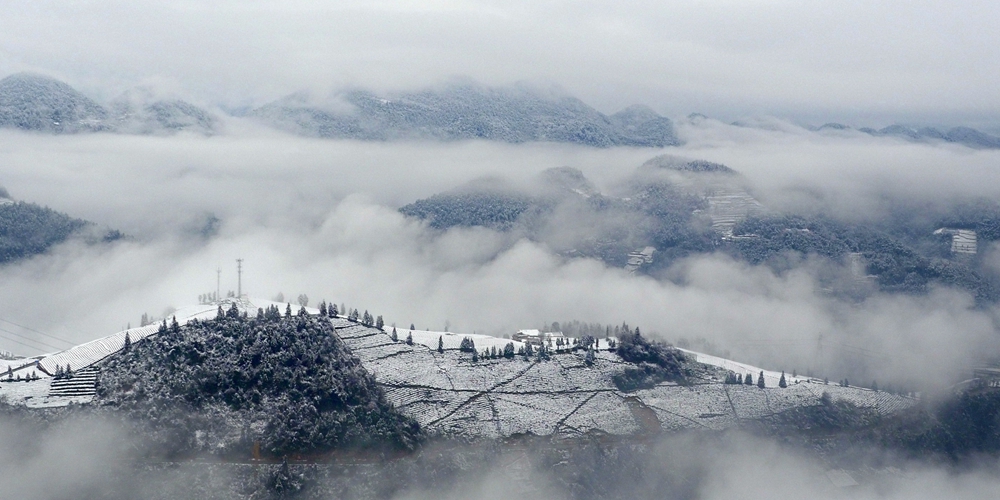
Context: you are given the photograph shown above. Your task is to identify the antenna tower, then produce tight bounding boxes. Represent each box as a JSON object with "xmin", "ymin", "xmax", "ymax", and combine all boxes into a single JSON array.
[{"xmin": 236, "ymin": 258, "xmax": 244, "ymax": 297}]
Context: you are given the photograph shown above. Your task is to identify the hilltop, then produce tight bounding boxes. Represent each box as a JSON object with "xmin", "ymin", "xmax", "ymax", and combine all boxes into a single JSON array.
[{"xmin": 0, "ymin": 298, "xmax": 914, "ymax": 450}]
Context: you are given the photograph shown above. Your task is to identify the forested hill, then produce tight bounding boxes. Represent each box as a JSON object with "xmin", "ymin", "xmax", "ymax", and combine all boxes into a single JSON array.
[
  {"xmin": 96, "ymin": 305, "xmax": 422, "ymax": 458},
  {"xmin": 0, "ymin": 200, "xmax": 124, "ymax": 265}
]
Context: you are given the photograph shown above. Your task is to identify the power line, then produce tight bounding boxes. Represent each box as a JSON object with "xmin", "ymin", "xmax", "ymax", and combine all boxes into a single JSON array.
[
  {"xmin": 0, "ymin": 326, "xmax": 66, "ymax": 352},
  {"xmin": 0, "ymin": 333, "xmax": 45, "ymax": 351},
  {"xmin": 0, "ymin": 317, "xmax": 76, "ymax": 347}
]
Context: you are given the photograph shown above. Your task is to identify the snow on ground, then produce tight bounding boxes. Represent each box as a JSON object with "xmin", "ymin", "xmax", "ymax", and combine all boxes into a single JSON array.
[
  {"xmin": 0, "ymin": 297, "xmax": 316, "ymax": 405},
  {"xmin": 0, "ymin": 298, "xmax": 916, "ymax": 439},
  {"xmin": 339, "ymin": 320, "xmax": 916, "ymax": 438}
]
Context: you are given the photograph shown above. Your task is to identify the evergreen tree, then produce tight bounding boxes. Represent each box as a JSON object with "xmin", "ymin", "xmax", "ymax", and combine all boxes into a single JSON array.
[
  {"xmin": 123, "ymin": 331, "xmax": 131, "ymax": 350},
  {"xmin": 376, "ymin": 315, "xmax": 384, "ymax": 330},
  {"xmin": 585, "ymin": 347, "xmax": 596, "ymax": 366},
  {"xmin": 330, "ymin": 303, "xmax": 338, "ymax": 317},
  {"xmin": 391, "ymin": 327, "xmax": 398, "ymax": 342},
  {"xmin": 757, "ymin": 371, "xmax": 765, "ymax": 388},
  {"xmin": 503, "ymin": 342, "xmax": 515, "ymax": 359},
  {"xmin": 319, "ymin": 301, "xmax": 327, "ymax": 316},
  {"xmin": 405, "ymin": 332, "xmax": 413, "ymax": 345},
  {"xmin": 297, "ymin": 294, "xmax": 309, "ymax": 307},
  {"xmin": 472, "ymin": 349, "xmax": 479, "ymax": 362},
  {"xmin": 217, "ymin": 305, "xmax": 225, "ymax": 320},
  {"xmin": 779, "ymin": 371, "xmax": 787, "ymax": 388},
  {"xmin": 524, "ymin": 343, "xmax": 534, "ymax": 357},
  {"xmin": 438, "ymin": 336, "xmax": 444, "ymax": 353},
  {"xmin": 744, "ymin": 373, "xmax": 753, "ymax": 385},
  {"xmin": 410, "ymin": 323, "xmax": 415, "ymax": 331},
  {"xmin": 285, "ymin": 303, "xmax": 292, "ymax": 317}
]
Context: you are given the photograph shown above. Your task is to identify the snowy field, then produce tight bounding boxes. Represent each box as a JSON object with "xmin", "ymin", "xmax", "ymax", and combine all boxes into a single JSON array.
[{"xmin": 337, "ymin": 320, "xmax": 916, "ymax": 438}]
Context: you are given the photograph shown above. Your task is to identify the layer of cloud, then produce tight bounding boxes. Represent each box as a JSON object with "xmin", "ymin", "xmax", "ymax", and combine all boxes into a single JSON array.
[{"xmin": 2, "ymin": 128, "xmax": 1000, "ymax": 388}]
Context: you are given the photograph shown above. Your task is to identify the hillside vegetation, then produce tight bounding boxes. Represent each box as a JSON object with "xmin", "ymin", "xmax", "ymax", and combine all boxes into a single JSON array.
[
  {"xmin": 0, "ymin": 201, "xmax": 121, "ymax": 264},
  {"xmin": 96, "ymin": 304, "xmax": 422, "ymax": 458}
]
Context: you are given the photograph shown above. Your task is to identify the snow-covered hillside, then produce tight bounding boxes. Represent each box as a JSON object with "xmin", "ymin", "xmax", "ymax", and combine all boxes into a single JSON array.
[
  {"xmin": 338, "ymin": 321, "xmax": 914, "ymax": 438},
  {"xmin": 0, "ymin": 298, "xmax": 915, "ymax": 436}
]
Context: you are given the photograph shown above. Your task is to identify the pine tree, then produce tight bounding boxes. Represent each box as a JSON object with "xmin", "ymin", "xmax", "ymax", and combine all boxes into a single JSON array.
[
  {"xmin": 123, "ymin": 331, "xmax": 132, "ymax": 350},
  {"xmin": 391, "ymin": 327, "xmax": 398, "ymax": 342},
  {"xmin": 757, "ymin": 371, "xmax": 765, "ymax": 388},
  {"xmin": 217, "ymin": 305, "xmax": 225, "ymax": 320},
  {"xmin": 319, "ymin": 301, "xmax": 327, "ymax": 316},
  {"xmin": 779, "ymin": 371, "xmax": 787, "ymax": 388},
  {"xmin": 438, "ymin": 336, "xmax": 444, "ymax": 353},
  {"xmin": 285, "ymin": 303, "xmax": 292, "ymax": 317},
  {"xmin": 376, "ymin": 315, "xmax": 384, "ymax": 330},
  {"xmin": 410, "ymin": 323, "xmax": 415, "ymax": 331},
  {"xmin": 744, "ymin": 373, "xmax": 753, "ymax": 385},
  {"xmin": 405, "ymin": 332, "xmax": 413, "ymax": 345},
  {"xmin": 330, "ymin": 303, "xmax": 338, "ymax": 317},
  {"xmin": 585, "ymin": 347, "xmax": 596, "ymax": 366},
  {"xmin": 503, "ymin": 342, "xmax": 515, "ymax": 359},
  {"xmin": 472, "ymin": 349, "xmax": 479, "ymax": 362}
]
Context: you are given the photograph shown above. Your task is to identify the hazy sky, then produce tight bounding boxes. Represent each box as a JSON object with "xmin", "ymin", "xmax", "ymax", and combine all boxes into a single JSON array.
[{"xmin": 1, "ymin": 1, "xmax": 999, "ymax": 126}]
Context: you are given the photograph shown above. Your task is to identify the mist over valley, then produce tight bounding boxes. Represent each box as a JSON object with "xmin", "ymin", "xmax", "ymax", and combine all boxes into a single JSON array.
[{"xmin": 4, "ymin": 2, "xmax": 1000, "ymax": 498}]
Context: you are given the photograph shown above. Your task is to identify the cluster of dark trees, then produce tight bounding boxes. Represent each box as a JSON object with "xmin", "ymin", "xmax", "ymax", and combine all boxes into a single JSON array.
[
  {"xmin": 611, "ymin": 327, "xmax": 688, "ymax": 391},
  {"xmin": 0, "ymin": 201, "xmax": 122, "ymax": 264},
  {"xmin": 730, "ymin": 214, "xmax": 1000, "ymax": 303},
  {"xmin": 96, "ymin": 302, "xmax": 422, "ymax": 459},
  {"xmin": 318, "ymin": 300, "xmax": 384, "ymax": 330},
  {"xmin": 723, "ymin": 370, "xmax": 788, "ymax": 388},
  {"xmin": 3, "ymin": 366, "xmax": 39, "ymax": 381}
]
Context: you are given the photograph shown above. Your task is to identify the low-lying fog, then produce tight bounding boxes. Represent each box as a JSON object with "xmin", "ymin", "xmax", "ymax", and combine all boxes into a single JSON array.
[
  {"xmin": 2, "ymin": 120, "xmax": 1000, "ymax": 388},
  {"xmin": 3, "ymin": 118, "xmax": 1000, "ymax": 498}
]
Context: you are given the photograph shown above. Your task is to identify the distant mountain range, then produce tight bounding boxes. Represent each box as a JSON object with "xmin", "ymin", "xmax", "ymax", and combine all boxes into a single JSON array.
[
  {"xmin": 0, "ymin": 73, "xmax": 217, "ymax": 135},
  {"xmin": 249, "ymin": 84, "xmax": 681, "ymax": 147},
  {"xmin": 4, "ymin": 71, "xmax": 1000, "ymax": 149},
  {"xmin": 817, "ymin": 122, "xmax": 1000, "ymax": 149}
]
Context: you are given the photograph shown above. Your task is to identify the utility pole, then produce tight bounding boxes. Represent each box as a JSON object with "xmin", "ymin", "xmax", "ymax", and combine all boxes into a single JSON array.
[
  {"xmin": 236, "ymin": 258, "xmax": 244, "ymax": 297},
  {"xmin": 216, "ymin": 267, "xmax": 221, "ymax": 302}
]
